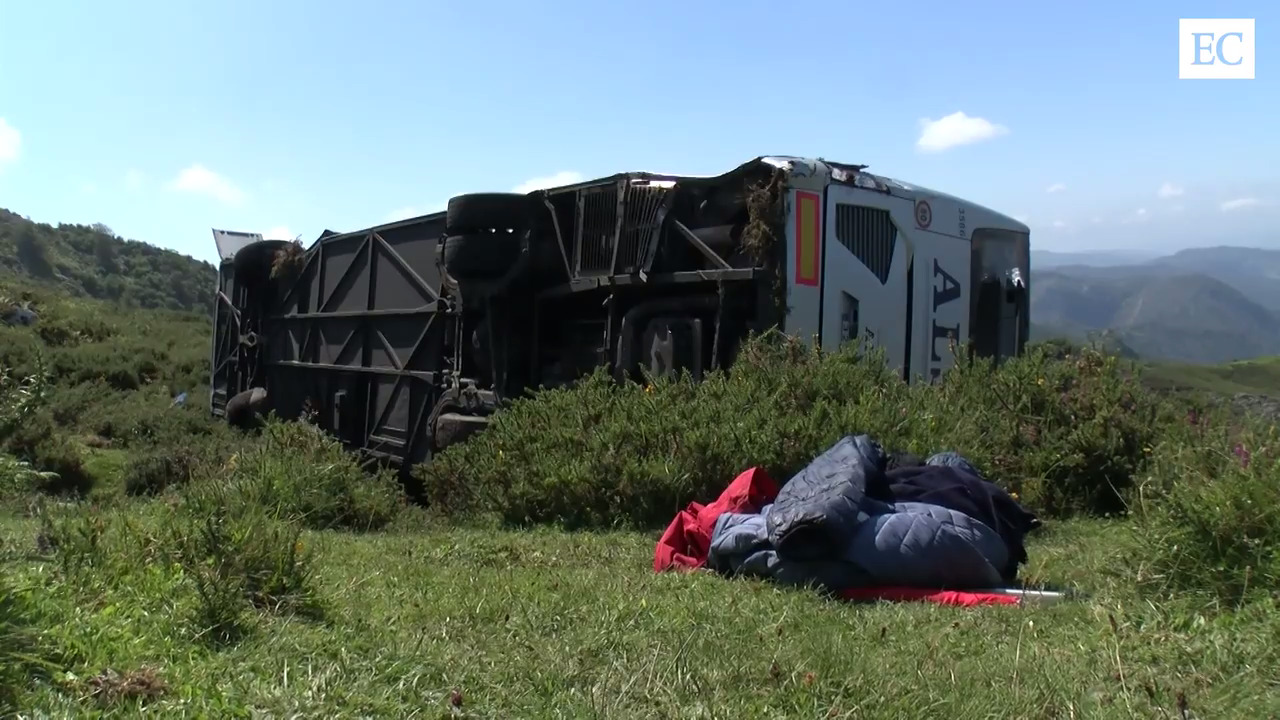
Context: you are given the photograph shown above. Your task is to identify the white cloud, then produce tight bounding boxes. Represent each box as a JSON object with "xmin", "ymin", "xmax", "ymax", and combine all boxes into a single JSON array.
[
  {"xmin": 1051, "ymin": 220, "xmax": 1068, "ymax": 229},
  {"xmin": 1091, "ymin": 216, "xmax": 1103, "ymax": 224},
  {"xmin": 915, "ymin": 112, "xmax": 1009, "ymax": 153},
  {"xmin": 172, "ymin": 164, "xmax": 246, "ymax": 206},
  {"xmin": 264, "ymin": 226, "xmax": 295, "ymax": 241},
  {"xmin": 512, "ymin": 171, "xmax": 584, "ymax": 193},
  {"xmin": 0, "ymin": 117, "xmax": 20, "ymax": 167},
  {"xmin": 1046, "ymin": 183, "xmax": 1066, "ymax": 194},
  {"xmin": 1220, "ymin": 197, "xmax": 1261, "ymax": 212},
  {"xmin": 1013, "ymin": 214, "xmax": 1030, "ymax": 224},
  {"xmin": 1122, "ymin": 208, "xmax": 1148, "ymax": 225},
  {"xmin": 1157, "ymin": 182, "xmax": 1184, "ymax": 198}
]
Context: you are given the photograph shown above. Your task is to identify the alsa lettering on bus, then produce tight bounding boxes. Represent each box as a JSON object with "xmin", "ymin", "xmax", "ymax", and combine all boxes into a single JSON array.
[{"xmin": 929, "ymin": 258, "xmax": 962, "ymax": 381}]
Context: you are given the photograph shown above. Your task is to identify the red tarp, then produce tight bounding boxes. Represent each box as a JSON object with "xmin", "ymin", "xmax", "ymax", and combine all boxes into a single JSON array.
[{"xmin": 654, "ymin": 467, "xmax": 1021, "ymax": 607}]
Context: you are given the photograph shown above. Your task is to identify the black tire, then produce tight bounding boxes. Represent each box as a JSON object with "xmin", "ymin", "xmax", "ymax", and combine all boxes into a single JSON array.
[
  {"xmin": 225, "ymin": 387, "xmax": 268, "ymax": 429},
  {"xmin": 445, "ymin": 193, "xmax": 530, "ymax": 234},
  {"xmin": 442, "ymin": 232, "xmax": 522, "ymax": 281}
]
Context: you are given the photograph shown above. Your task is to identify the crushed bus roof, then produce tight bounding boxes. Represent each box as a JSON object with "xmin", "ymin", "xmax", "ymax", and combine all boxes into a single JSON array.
[{"xmin": 307, "ymin": 154, "xmax": 1028, "ymax": 248}]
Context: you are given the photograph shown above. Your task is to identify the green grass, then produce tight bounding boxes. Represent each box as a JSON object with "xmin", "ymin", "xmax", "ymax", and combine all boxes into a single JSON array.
[
  {"xmin": 1142, "ymin": 356, "xmax": 1280, "ymax": 397},
  {"xmin": 4, "ymin": 274, "xmax": 1280, "ymax": 717},
  {"xmin": 2, "ymin": 511, "xmax": 1277, "ymax": 718},
  {"xmin": 81, "ymin": 448, "xmax": 130, "ymax": 498}
]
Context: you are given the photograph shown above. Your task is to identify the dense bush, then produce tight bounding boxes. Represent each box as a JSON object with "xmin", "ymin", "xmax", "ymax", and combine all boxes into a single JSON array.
[
  {"xmin": 1, "ymin": 357, "xmax": 59, "ymax": 706},
  {"xmin": 915, "ymin": 344, "xmax": 1168, "ymax": 514},
  {"xmin": 418, "ymin": 334, "xmax": 1168, "ymax": 528},
  {"xmin": 1, "ymin": 410, "xmax": 95, "ymax": 497},
  {"xmin": 1, "ymin": 358, "xmax": 93, "ymax": 497},
  {"xmin": 118, "ymin": 404, "xmax": 241, "ymax": 497},
  {"xmin": 124, "ymin": 448, "xmax": 205, "ymax": 497},
  {"xmin": 1, "ymin": 278, "xmax": 219, "ymax": 499},
  {"xmin": 0, "ymin": 280, "xmax": 210, "ymax": 397},
  {"xmin": 30, "ymin": 417, "xmax": 400, "ymax": 646},
  {"xmin": 184, "ymin": 418, "xmax": 406, "ymax": 532},
  {"xmin": 158, "ymin": 419, "xmax": 406, "ymax": 640},
  {"xmin": 170, "ymin": 486, "xmax": 320, "ymax": 643},
  {"xmin": 1135, "ymin": 407, "xmax": 1280, "ymax": 604}
]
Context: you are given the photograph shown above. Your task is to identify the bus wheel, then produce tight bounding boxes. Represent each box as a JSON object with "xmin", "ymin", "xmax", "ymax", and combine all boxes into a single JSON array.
[
  {"xmin": 442, "ymin": 233, "xmax": 521, "ymax": 282},
  {"xmin": 445, "ymin": 193, "xmax": 530, "ymax": 235}
]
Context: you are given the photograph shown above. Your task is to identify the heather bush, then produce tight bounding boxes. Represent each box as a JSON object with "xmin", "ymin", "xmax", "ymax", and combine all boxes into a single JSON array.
[
  {"xmin": 419, "ymin": 334, "xmax": 1167, "ymax": 528},
  {"xmin": 1134, "ymin": 406, "xmax": 1280, "ymax": 604},
  {"xmin": 916, "ymin": 345, "xmax": 1169, "ymax": 514},
  {"xmin": 1, "ymin": 358, "xmax": 94, "ymax": 497},
  {"xmin": 185, "ymin": 418, "xmax": 406, "ymax": 532},
  {"xmin": 1, "ymin": 410, "xmax": 95, "ymax": 497},
  {"xmin": 160, "ymin": 418, "xmax": 407, "ymax": 640},
  {"xmin": 170, "ymin": 484, "xmax": 320, "ymax": 643},
  {"xmin": 124, "ymin": 449, "xmax": 204, "ymax": 497}
]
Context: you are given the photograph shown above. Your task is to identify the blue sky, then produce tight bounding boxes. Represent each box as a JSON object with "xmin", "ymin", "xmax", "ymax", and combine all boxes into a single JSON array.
[{"xmin": 0, "ymin": 0, "xmax": 1275, "ymax": 265}]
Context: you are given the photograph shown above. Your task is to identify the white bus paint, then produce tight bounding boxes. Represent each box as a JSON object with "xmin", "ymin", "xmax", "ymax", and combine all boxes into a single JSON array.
[{"xmin": 775, "ymin": 157, "xmax": 1029, "ymax": 383}]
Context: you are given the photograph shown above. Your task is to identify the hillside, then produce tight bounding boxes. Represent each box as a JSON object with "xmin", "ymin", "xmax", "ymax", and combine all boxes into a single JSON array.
[
  {"xmin": 1151, "ymin": 246, "xmax": 1280, "ymax": 312},
  {"xmin": 1142, "ymin": 355, "xmax": 1280, "ymax": 396},
  {"xmin": 0, "ymin": 208, "xmax": 215, "ymax": 314},
  {"xmin": 1031, "ymin": 249, "xmax": 1162, "ymax": 268},
  {"xmin": 1030, "ymin": 265, "xmax": 1280, "ymax": 364}
]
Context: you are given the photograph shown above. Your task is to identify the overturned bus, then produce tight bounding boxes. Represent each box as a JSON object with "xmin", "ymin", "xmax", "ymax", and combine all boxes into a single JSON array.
[{"xmin": 210, "ymin": 156, "xmax": 1030, "ymax": 469}]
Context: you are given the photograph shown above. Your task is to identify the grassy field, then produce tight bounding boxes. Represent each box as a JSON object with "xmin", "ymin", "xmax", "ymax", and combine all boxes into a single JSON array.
[
  {"xmin": 4, "ymin": 508, "xmax": 1277, "ymax": 718},
  {"xmin": 4, "ymin": 277, "xmax": 1280, "ymax": 717},
  {"xmin": 1142, "ymin": 356, "xmax": 1280, "ymax": 397}
]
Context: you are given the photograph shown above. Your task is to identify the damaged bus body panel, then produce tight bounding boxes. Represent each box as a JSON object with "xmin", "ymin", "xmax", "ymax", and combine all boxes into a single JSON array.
[
  {"xmin": 210, "ymin": 156, "xmax": 1030, "ymax": 470},
  {"xmin": 789, "ymin": 160, "xmax": 1031, "ymax": 381}
]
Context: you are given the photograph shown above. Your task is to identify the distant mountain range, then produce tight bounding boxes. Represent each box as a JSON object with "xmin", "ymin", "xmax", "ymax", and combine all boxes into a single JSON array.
[{"xmin": 1030, "ymin": 246, "xmax": 1280, "ymax": 364}]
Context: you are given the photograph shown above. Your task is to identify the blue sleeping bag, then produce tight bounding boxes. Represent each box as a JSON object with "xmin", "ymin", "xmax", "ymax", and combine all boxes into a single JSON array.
[{"xmin": 707, "ymin": 435, "xmax": 1009, "ymax": 591}]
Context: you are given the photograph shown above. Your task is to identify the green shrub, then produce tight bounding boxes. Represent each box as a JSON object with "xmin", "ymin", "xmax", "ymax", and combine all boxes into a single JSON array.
[
  {"xmin": 1, "ymin": 411, "xmax": 94, "ymax": 497},
  {"xmin": 0, "ymin": 355, "xmax": 49, "ymax": 438},
  {"xmin": 1, "ymin": 454, "xmax": 59, "ymax": 502},
  {"xmin": 156, "ymin": 417, "xmax": 406, "ymax": 643},
  {"xmin": 1134, "ymin": 408, "xmax": 1280, "ymax": 604},
  {"xmin": 31, "ymin": 482, "xmax": 322, "ymax": 645},
  {"xmin": 124, "ymin": 451, "xmax": 201, "ymax": 497},
  {"xmin": 419, "ymin": 337, "xmax": 896, "ymax": 528},
  {"xmin": 171, "ymin": 484, "xmax": 320, "ymax": 643},
  {"xmin": 916, "ymin": 345, "xmax": 1168, "ymax": 514},
  {"xmin": 123, "ymin": 424, "xmax": 239, "ymax": 497},
  {"xmin": 189, "ymin": 418, "xmax": 405, "ymax": 532},
  {"xmin": 418, "ymin": 335, "xmax": 1166, "ymax": 528},
  {"xmin": 77, "ymin": 391, "xmax": 193, "ymax": 447}
]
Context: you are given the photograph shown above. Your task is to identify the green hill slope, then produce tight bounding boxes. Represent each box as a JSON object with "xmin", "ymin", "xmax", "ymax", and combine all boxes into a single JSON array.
[
  {"xmin": 1141, "ymin": 356, "xmax": 1280, "ymax": 397},
  {"xmin": 0, "ymin": 208, "xmax": 215, "ymax": 313}
]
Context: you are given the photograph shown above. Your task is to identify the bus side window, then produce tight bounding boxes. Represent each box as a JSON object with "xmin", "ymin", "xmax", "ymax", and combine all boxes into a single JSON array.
[{"xmin": 840, "ymin": 292, "xmax": 859, "ymax": 345}]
